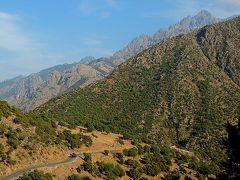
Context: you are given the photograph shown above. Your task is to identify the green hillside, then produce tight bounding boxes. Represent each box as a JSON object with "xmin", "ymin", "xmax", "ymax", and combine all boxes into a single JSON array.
[
  {"xmin": 34, "ymin": 17, "xmax": 240, "ymax": 166},
  {"xmin": 0, "ymin": 100, "xmax": 56, "ymax": 143}
]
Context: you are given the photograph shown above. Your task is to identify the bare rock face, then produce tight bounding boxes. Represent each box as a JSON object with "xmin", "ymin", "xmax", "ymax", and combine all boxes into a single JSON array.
[
  {"xmin": 0, "ymin": 59, "xmax": 113, "ymax": 111},
  {"xmin": 47, "ymin": 71, "xmax": 62, "ymax": 86},
  {"xmin": 60, "ymin": 64, "xmax": 99, "ymax": 89}
]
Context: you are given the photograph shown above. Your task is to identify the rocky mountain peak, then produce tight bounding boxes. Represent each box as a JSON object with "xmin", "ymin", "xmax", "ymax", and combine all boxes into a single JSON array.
[
  {"xmin": 195, "ymin": 10, "xmax": 213, "ymax": 17},
  {"xmin": 112, "ymin": 34, "xmax": 152, "ymax": 65},
  {"xmin": 152, "ymin": 10, "xmax": 221, "ymax": 43},
  {"xmin": 78, "ymin": 56, "xmax": 95, "ymax": 64}
]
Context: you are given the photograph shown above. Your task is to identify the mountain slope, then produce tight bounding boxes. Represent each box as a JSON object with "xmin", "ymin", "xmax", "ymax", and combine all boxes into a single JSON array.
[{"xmin": 35, "ymin": 17, "xmax": 240, "ymax": 165}]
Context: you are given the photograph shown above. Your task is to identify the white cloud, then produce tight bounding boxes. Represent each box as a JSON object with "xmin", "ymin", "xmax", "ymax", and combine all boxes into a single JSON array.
[
  {"xmin": 0, "ymin": 12, "xmax": 42, "ymax": 55},
  {"xmin": 0, "ymin": 11, "xmax": 115, "ymax": 81},
  {"xmin": 79, "ymin": 0, "xmax": 116, "ymax": 19},
  {"xmin": 0, "ymin": 12, "xmax": 67, "ymax": 81}
]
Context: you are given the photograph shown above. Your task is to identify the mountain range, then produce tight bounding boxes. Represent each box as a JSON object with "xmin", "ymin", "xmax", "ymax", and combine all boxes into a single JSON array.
[
  {"xmin": 0, "ymin": 10, "xmax": 223, "ymax": 111},
  {"xmin": 35, "ymin": 16, "xmax": 240, "ymax": 167},
  {"xmin": 0, "ymin": 11, "xmax": 239, "ymax": 179}
]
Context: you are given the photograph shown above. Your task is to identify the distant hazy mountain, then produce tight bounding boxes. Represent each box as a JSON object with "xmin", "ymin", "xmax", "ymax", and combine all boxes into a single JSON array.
[
  {"xmin": 0, "ymin": 10, "xmax": 228, "ymax": 111},
  {"xmin": 0, "ymin": 57, "xmax": 115, "ymax": 111}
]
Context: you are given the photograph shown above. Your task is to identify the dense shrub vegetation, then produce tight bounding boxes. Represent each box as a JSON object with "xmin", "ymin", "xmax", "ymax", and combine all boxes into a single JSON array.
[
  {"xmin": 56, "ymin": 130, "xmax": 92, "ymax": 149},
  {"xmin": 77, "ymin": 153, "xmax": 125, "ymax": 179},
  {"xmin": 0, "ymin": 100, "xmax": 92, "ymax": 167},
  {"xmin": 74, "ymin": 144, "xmax": 220, "ymax": 179},
  {"xmin": 17, "ymin": 170, "xmax": 52, "ymax": 180},
  {"xmin": 0, "ymin": 100, "xmax": 56, "ymax": 144}
]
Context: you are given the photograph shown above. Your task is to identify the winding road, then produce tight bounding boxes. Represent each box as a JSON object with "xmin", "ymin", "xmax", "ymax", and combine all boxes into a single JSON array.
[
  {"xmin": 2, "ymin": 155, "xmax": 77, "ymax": 180},
  {"xmin": 2, "ymin": 149, "xmax": 123, "ymax": 180}
]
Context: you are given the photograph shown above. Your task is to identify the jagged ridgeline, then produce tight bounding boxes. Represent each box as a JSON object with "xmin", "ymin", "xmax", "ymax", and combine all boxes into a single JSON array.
[{"xmin": 34, "ymin": 17, "xmax": 240, "ymax": 165}]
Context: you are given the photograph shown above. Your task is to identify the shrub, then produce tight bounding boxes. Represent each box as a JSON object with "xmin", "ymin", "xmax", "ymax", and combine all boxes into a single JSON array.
[
  {"xmin": 17, "ymin": 170, "xmax": 52, "ymax": 180},
  {"xmin": 125, "ymin": 159, "xmax": 140, "ymax": 168},
  {"xmin": 98, "ymin": 161, "xmax": 125, "ymax": 179},
  {"xmin": 115, "ymin": 153, "xmax": 124, "ymax": 164},
  {"xmin": 0, "ymin": 125, "xmax": 6, "ymax": 135},
  {"xmin": 0, "ymin": 151, "xmax": 7, "ymax": 162},
  {"xmin": 0, "ymin": 143, "xmax": 4, "ymax": 151},
  {"xmin": 6, "ymin": 130, "xmax": 20, "ymax": 149},
  {"xmin": 118, "ymin": 139, "xmax": 124, "ymax": 145},
  {"xmin": 128, "ymin": 147, "xmax": 138, "ymax": 157},
  {"xmin": 67, "ymin": 174, "xmax": 81, "ymax": 180},
  {"xmin": 144, "ymin": 164, "xmax": 160, "ymax": 176},
  {"xmin": 128, "ymin": 168, "xmax": 143, "ymax": 179},
  {"xmin": 103, "ymin": 150, "xmax": 110, "ymax": 155}
]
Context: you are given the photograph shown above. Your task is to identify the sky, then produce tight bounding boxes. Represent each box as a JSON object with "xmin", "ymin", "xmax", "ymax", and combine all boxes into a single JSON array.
[{"xmin": 0, "ymin": 0, "xmax": 240, "ymax": 82}]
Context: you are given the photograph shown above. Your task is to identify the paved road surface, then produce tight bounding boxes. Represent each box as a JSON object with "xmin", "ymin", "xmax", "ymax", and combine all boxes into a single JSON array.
[
  {"xmin": 2, "ymin": 148, "xmax": 123, "ymax": 180},
  {"xmin": 2, "ymin": 156, "xmax": 77, "ymax": 180}
]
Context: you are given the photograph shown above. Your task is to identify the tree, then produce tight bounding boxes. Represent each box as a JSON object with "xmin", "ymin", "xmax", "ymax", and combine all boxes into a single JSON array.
[{"xmin": 118, "ymin": 139, "xmax": 124, "ymax": 145}]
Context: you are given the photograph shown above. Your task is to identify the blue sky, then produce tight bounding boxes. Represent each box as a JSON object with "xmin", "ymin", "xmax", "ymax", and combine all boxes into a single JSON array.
[{"xmin": 0, "ymin": 0, "xmax": 240, "ymax": 81}]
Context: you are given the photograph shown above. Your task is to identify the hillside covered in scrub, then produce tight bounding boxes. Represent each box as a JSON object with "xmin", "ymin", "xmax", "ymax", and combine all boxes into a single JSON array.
[
  {"xmin": 0, "ymin": 100, "xmax": 93, "ymax": 177},
  {"xmin": 34, "ymin": 17, "xmax": 240, "ymax": 169},
  {"xmin": 1, "ymin": 100, "xmax": 218, "ymax": 179}
]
